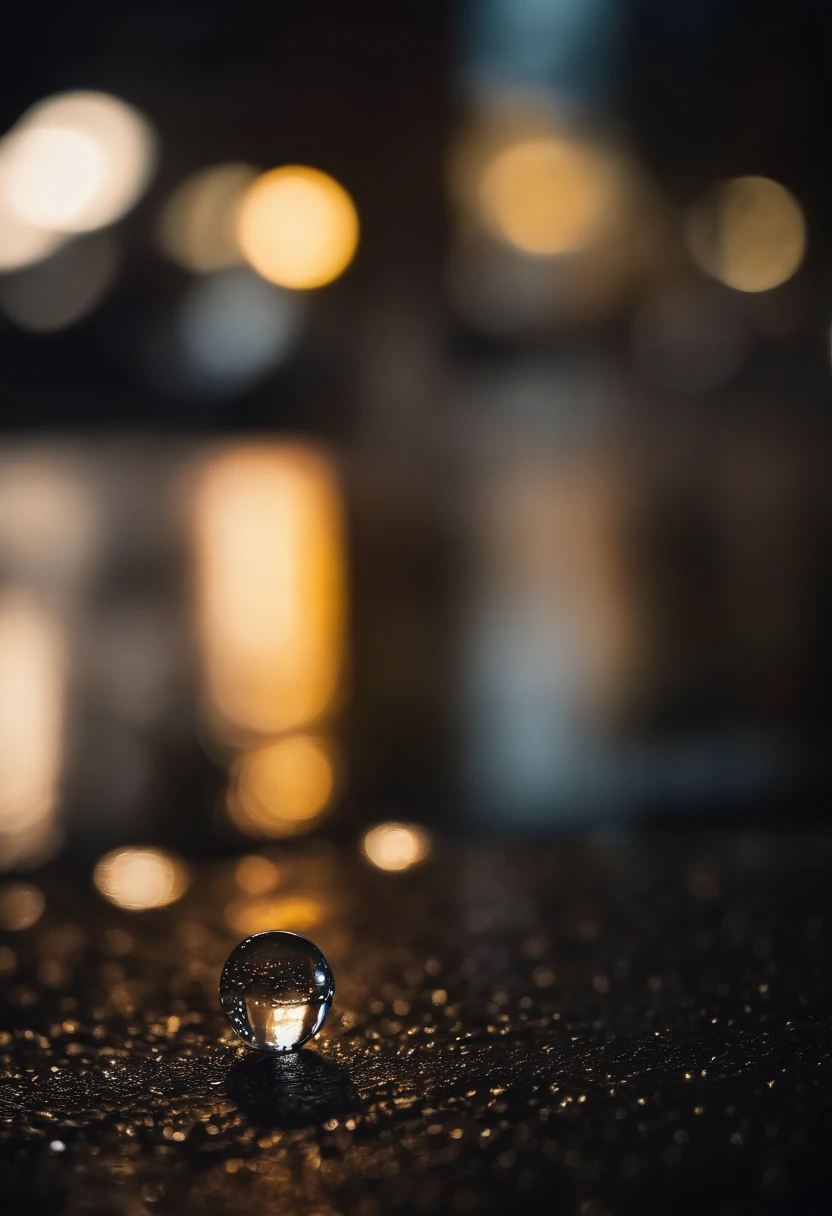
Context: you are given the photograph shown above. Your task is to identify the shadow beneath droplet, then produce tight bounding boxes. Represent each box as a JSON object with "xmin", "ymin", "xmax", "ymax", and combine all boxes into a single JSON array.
[{"xmin": 226, "ymin": 1050, "xmax": 361, "ymax": 1129}]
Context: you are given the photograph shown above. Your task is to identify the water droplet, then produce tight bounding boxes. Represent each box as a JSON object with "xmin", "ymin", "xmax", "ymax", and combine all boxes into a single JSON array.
[{"xmin": 219, "ymin": 930, "xmax": 334, "ymax": 1052}]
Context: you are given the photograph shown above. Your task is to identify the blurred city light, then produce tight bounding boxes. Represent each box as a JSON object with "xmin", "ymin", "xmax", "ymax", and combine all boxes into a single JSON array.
[
  {"xmin": 0, "ymin": 595, "xmax": 64, "ymax": 871},
  {"xmin": 0, "ymin": 452, "xmax": 97, "ymax": 591},
  {"xmin": 227, "ymin": 735, "xmax": 336, "ymax": 838},
  {"xmin": 234, "ymin": 854, "xmax": 281, "ymax": 895},
  {"xmin": 0, "ymin": 882, "xmax": 45, "ymax": 930},
  {"xmin": 93, "ymin": 847, "xmax": 189, "ymax": 910},
  {"xmin": 225, "ymin": 893, "xmax": 323, "ymax": 937},
  {"xmin": 173, "ymin": 267, "xmax": 305, "ymax": 394},
  {"xmin": 191, "ymin": 443, "xmax": 346, "ymax": 739},
  {"xmin": 361, "ymin": 822, "xmax": 432, "ymax": 872},
  {"xmin": 158, "ymin": 162, "xmax": 258, "ymax": 273},
  {"xmin": 238, "ymin": 165, "xmax": 359, "ymax": 289},
  {"xmin": 477, "ymin": 135, "xmax": 616, "ymax": 256},
  {"xmin": 0, "ymin": 232, "xmax": 118, "ymax": 332},
  {"xmin": 0, "ymin": 91, "xmax": 156, "ymax": 234},
  {"xmin": 686, "ymin": 176, "xmax": 806, "ymax": 294}
]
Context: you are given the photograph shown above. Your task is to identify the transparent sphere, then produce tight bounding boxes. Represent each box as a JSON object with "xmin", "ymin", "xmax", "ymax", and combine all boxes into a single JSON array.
[{"xmin": 220, "ymin": 930, "xmax": 334, "ymax": 1052}]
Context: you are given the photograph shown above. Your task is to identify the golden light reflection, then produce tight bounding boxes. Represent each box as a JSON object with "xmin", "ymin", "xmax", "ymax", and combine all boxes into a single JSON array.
[
  {"xmin": 225, "ymin": 894, "xmax": 323, "ymax": 937},
  {"xmin": 237, "ymin": 165, "xmax": 359, "ymax": 289},
  {"xmin": 0, "ymin": 882, "xmax": 45, "ymax": 930},
  {"xmin": 158, "ymin": 163, "xmax": 258, "ymax": 273},
  {"xmin": 228, "ymin": 735, "xmax": 336, "ymax": 838},
  {"xmin": 234, "ymin": 854, "xmax": 281, "ymax": 895},
  {"xmin": 478, "ymin": 137, "xmax": 615, "ymax": 257},
  {"xmin": 93, "ymin": 847, "xmax": 189, "ymax": 911},
  {"xmin": 191, "ymin": 443, "xmax": 345, "ymax": 739},
  {"xmin": 686, "ymin": 176, "xmax": 806, "ymax": 293},
  {"xmin": 0, "ymin": 92, "xmax": 155, "ymax": 235},
  {"xmin": 361, "ymin": 822, "xmax": 431, "ymax": 872},
  {"xmin": 0, "ymin": 594, "xmax": 64, "ymax": 870}
]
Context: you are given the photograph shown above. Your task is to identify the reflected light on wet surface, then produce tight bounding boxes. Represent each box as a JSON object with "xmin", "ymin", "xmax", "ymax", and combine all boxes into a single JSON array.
[
  {"xmin": 686, "ymin": 176, "xmax": 806, "ymax": 293},
  {"xmin": 234, "ymin": 854, "xmax": 281, "ymax": 895},
  {"xmin": 158, "ymin": 162, "xmax": 258, "ymax": 272},
  {"xmin": 478, "ymin": 136, "xmax": 616, "ymax": 256},
  {"xmin": 0, "ymin": 91, "xmax": 156, "ymax": 234},
  {"xmin": 0, "ymin": 882, "xmax": 45, "ymax": 930},
  {"xmin": 361, "ymin": 823, "xmax": 432, "ymax": 872},
  {"xmin": 93, "ymin": 847, "xmax": 189, "ymax": 910},
  {"xmin": 191, "ymin": 443, "xmax": 345, "ymax": 739},
  {"xmin": 228, "ymin": 735, "xmax": 336, "ymax": 838},
  {"xmin": 238, "ymin": 165, "xmax": 359, "ymax": 289},
  {"xmin": 0, "ymin": 595, "xmax": 65, "ymax": 870}
]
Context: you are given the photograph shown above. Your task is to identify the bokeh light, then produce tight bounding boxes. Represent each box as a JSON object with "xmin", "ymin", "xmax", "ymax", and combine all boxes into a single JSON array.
[
  {"xmin": 0, "ymin": 92, "xmax": 155, "ymax": 235},
  {"xmin": 686, "ymin": 176, "xmax": 806, "ymax": 293},
  {"xmin": 225, "ymin": 893, "xmax": 323, "ymax": 937},
  {"xmin": 0, "ymin": 453, "xmax": 97, "ymax": 585},
  {"xmin": 93, "ymin": 847, "xmax": 189, "ymax": 911},
  {"xmin": 174, "ymin": 268, "xmax": 304, "ymax": 394},
  {"xmin": 0, "ymin": 232, "xmax": 118, "ymax": 332},
  {"xmin": 227, "ymin": 735, "xmax": 336, "ymax": 838},
  {"xmin": 158, "ymin": 162, "xmax": 258, "ymax": 272},
  {"xmin": 238, "ymin": 165, "xmax": 359, "ymax": 289},
  {"xmin": 477, "ymin": 136, "xmax": 616, "ymax": 256},
  {"xmin": 0, "ymin": 197, "xmax": 64, "ymax": 272},
  {"xmin": 0, "ymin": 595, "xmax": 64, "ymax": 871},
  {"xmin": 361, "ymin": 822, "xmax": 432, "ymax": 872},
  {"xmin": 234, "ymin": 854, "xmax": 281, "ymax": 895},
  {"xmin": 191, "ymin": 443, "xmax": 345, "ymax": 739},
  {"xmin": 0, "ymin": 882, "xmax": 45, "ymax": 930}
]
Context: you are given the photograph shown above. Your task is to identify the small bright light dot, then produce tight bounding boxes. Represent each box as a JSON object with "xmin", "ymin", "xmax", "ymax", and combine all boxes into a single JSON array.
[
  {"xmin": 478, "ymin": 137, "xmax": 615, "ymax": 256},
  {"xmin": 238, "ymin": 165, "xmax": 359, "ymax": 290},
  {"xmin": 361, "ymin": 822, "xmax": 431, "ymax": 872},
  {"xmin": 686, "ymin": 176, "xmax": 806, "ymax": 293},
  {"xmin": 49, "ymin": 1140, "xmax": 66, "ymax": 1152},
  {"xmin": 93, "ymin": 847, "xmax": 189, "ymax": 911}
]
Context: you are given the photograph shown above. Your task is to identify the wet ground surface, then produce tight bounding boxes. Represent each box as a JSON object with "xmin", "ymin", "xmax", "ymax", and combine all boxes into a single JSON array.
[{"xmin": 2, "ymin": 833, "xmax": 832, "ymax": 1214}]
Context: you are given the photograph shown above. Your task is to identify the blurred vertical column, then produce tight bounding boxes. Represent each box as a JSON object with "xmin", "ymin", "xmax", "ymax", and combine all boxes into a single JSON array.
[
  {"xmin": 0, "ymin": 450, "xmax": 98, "ymax": 868},
  {"xmin": 452, "ymin": 1, "xmax": 635, "ymax": 824},
  {"xmin": 191, "ymin": 442, "xmax": 346, "ymax": 841}
]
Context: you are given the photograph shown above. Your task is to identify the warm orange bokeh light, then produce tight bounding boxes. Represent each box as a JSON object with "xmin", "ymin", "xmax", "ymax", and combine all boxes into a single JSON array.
[
  {"xmin": 191, "ymin": 443, "xmax": 346, "ymax": 740},
  {"xmin": 234, "ymin": 853, "xmax": 281, "ymax": 895},
  {"xmin": 93, "ymin": 847, "xmax": 189, "ymax": 910},
  {"xmin": 227, "ymin": 734, "xmax": 336, "ymax": 838},
  {"xmin": 478, "ymin": 137, "xmax": 614, "ymax": 257},
  {"xmin": 225, "ymin": 893, "xmax": 324, "ymax": 937},
  {"xmin": 237, "ymin": 165, "xmax": 359, "ymax": 289},
  {"xmin": 361, "ymin": 822, "xmax": 431, "ymax": 872},
  {"xmin": 686, "ymin": 176, "xmax": 806, "ymax": 293}
]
